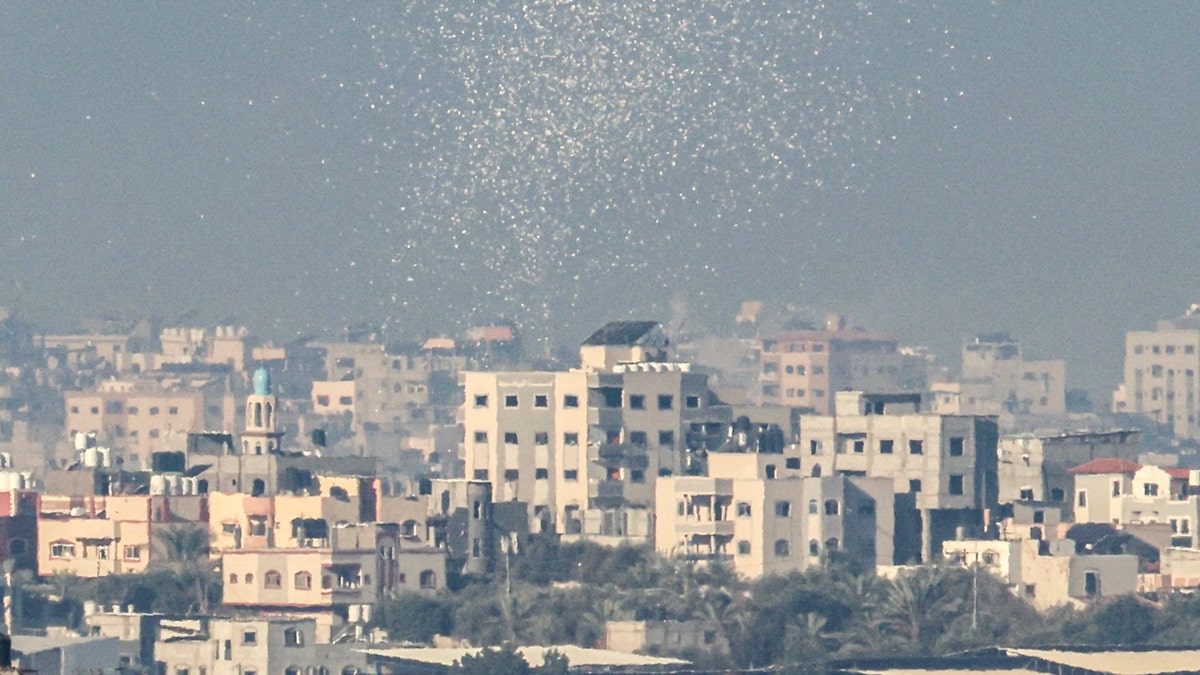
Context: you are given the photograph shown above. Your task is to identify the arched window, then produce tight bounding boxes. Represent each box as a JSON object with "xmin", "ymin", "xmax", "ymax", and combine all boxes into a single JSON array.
[
  {"xmin": 284, "ymin": 627, "xmax": 304, "ymax": 647},
  {"xmin": 824, "ymin": 499, "xmax": 839, "ymax": 515},
  {"xmin": 197, "ymin": 479, "xmax": 209, "ymax": 494},
  {"xmin": 294, "ymin": 571, "xmax": 312, "ymax": 590},
  {"xmin": 774, "ymin": 539, "xmax": 791, "ymax": 557},
  {"xmin": 809, "ymin": 539, "xmax": 820, "ymax": 557},
  {"xmin": 245, "ymin": 573, "xmax": 254, "ymax": 584},
  {"xmin": 419, "ymin": 570, "xmax": 437, "ymax": 589},
  {"xmin": 252, "ymin": 478, "xmax": 265, "ymax": 497},
  {"xmin": 228, "ymin": 573, "xmax": 238, "ymax": 584},
  {"xmin": 736, "ymin": 540, "xmax": 751, "ymax": 555},
  {"xmin": 811, "ymin": 465, "xmax": 822, "ymax": 477},
  {"xmin": 808, "ymin": 499, "xmax": 818, "ymax": 514},
  {"xmin": 341, "ymin": 668, "xmax": 358, "ymax": 675},
  {"xmin": 285, "ymin": 667, "xmax": 301, "ymax": 675},
  {"xmin": 264, "ymin": 570, "xmax": 282, "ymax": 588},
  {"xmin": 254, "ymin": 402, "xmax": 263, "ymax": 427},
  {"xmin": 265, "ymin": 402, "xmax": 273, "ymax": 427},
  {"xmin": 401, "ymin": 520, "xmax": 419, "ymax": 538},
  {"xmin": 825, "ymin": 537, "xmax": 839, "ymax": 551}
]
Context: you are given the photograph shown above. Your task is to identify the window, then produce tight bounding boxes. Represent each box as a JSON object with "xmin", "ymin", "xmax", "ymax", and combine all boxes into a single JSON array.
[
  {"xmin": 659, "ymin": 430, "xmax": 674, "ymax": 446},
  {"xmin": 949, "ymin": 437, "xmax": 964, "ymax": 456},
  {"xmin": 294, "ymin": 572, "xmax": 312, "ymax": 590},
  {"xmin": 813, "ymin": 389, "xmax": 825, "ymax": 398},
  {"xmin": 473, "ymin": 470, "xmax": 488, "ymax": 480},
  {"xmin": 50, "ymin": 541, "xmax": 75, "ymax": 559},
  {"xmin": 657, "ymin": 394, "xmax": 674, "ymax": 410},
  {"xmin": 1033, "ymin": 510, "xmax": 1045, "ymax": 524},
  {"xmin": 810, "ymin": 440, "xmax": 821, "ymax": 455},
  {"xmin": 473, "ymin": 395, "xmax": 488, "ymax": 408},
  {"xmin": 628, "ymin": 431, "xmax": 647, "ymax": 447},
  {"xmin": 949, "ymin": 475, "xmax": 964, "ymax": 495},
  {"xmin": 149, "ymin": 407, "xmax": 160, "ymax": 415},
  {"xmin": 909, "ymin": 440, "xmax": 924, "ymax": 454},
  {"xmin": 248, "ymin": 516, "xmax": 267, "ymax": 537},
  {"xmin": 1078, "ymin": 490, "xmax": 1088, "ymax": 507},
  {"xmin": 1112, "ymin": 480, "xmax": 1121, "ymax": 497},
  {"xmin": 808, "ymin": 499, "xmax": 818, "ymax": 514},
  {"xmin": 504, "ymin": 469, "xmax": 519, "ymax": 481},
  {"xmin": 736, "ymin": 502, "xmax": 752, "ymax": 517},
  {"xmin": 473, "ymin": 431, "xmax": 487, "ymax": 443},
  {"xmin": 504, "ymin": 395, "xmax": 519, "ymax": 408},
  {"xmin": 1145, "ymin": 483, "xmax": 1159, "ymax": 497},
  {"xmin": 1050, "ymin": 488, "xmax": 1064, "ymax": 502},
  {"xmin": 284, "ymin": 628, "xmax": 304, "ymax": 647},
  {"xmin": 564, "ymin": 432, "xmax": 579, "ymax": 446},
  {"xmin": 168, "ymin": 406, "xmax": 179, "ymax": 415},
  {"xmin": 245, "ymin": 573, "xmax": 254, "ymax": 584},
  {"xmin": 853, "ymin": 439, "xmax": 865, "ymax": 454},
  {"xmin": 809, "ymin": 540, "xmax": 820, "ymax": 557},
  {"xmin": 534, "ymin": 432, "xmax": 548, "ymax": 445},
  {"xmin": 123, "ymin": 545, "xmax": 140, "ymax": 561},
  {"xmin": 97, "ymin": 544, "xmax": 109, "ymax": 559},
  {"xmin": 563, "ymin": 470, "xmax": 578, "ymax": 481},
  {"xmin": 629, "ymin": 395, "xmax": 645, "ymax": 410},
  {"xmin": 879, "ymin": 439, "xmax": 894, "ymax": 454},
  {"xmin": 243, "ymin": 631, "xmax": 257, "ymax": 645},
  {"xmin": 630, "ymin": 469, "xmax": 645, "ymax": 483},
  {"xmin": 534, "ymin": 394, "xmax": 548, "ymax": 408},
  {"xmin": 535, "ymin": 468, "xmax": 549, "ymax": 480},
  {"xmin": 737, "ymin": 540, "xmax": 751, "ymax": 555},
  {"xmin": 563, "ymin": 395, "xmax": 579, "ymax": 409},
  {"xmin": 419, "ymin": 570, "xmax": 438, "ymax": 589},
  {"xmin": 264, "ymin": 571, "xmax": 282, "ymax": 588},
  {"xmin": 774, "ymin": 539, "xmax": 790, "ymax": 557},
  {"xmin": 504, "ymin": 432, "xmax": 518, "ymax": 444},
  {"xmin": 685, "ymin": 395, "xmax": 700, "ymax": 408},
  {"xmin": 223, "ymin": 640, "xmax": 232, "ymax": 661},
  {"xmin": 765, "ymin": 464, "xmax": 777, "ymax": 479},
  {"xmin": 909, "ymin": 479, "xmax": 922, "ymax": 493},
  {"xmin": 812, "ymin": 365, "xmax": 824, "ymax": 374},
  {"xmin": 316, "ymin": 395, "xmax": 330, "ymax": 407},
  {"xmin": 775, "ymin": 501, "xmax": 791, "ymax": 517},
  {"xmin": 786, "ymin": 458, "xmax": 801, "ymax": 469},
  {"xmin": 824, "ymin": 500, "xmax": 839, "ymax": 515},
  {"xmin": 229, "ymin": 573, "xmax": 238, "ymax": 584}
]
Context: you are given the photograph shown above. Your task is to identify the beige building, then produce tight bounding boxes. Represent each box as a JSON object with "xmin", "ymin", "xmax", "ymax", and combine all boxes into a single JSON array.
[
  {"xmin": 997, "ymin": 430, "xmax": 1141, "ymax": 511},
  {"xmin": 655, "ymin": 452, "xmax": 893, "ymax": 578},
  {"xmin": 942, "ymin": 537, "xmax": 1138, "ymax": 611},
  {"xmin": 1112, "ymin": 305, "xmax": 1200, "ymax": 439},
  {"xmin": 64, "ymin": 384, "xmax": 205, "ymax": 467},
  {"xmin": 37, "ymin": 494, "xmax": 206, "ymax": 578},
  {"xmin": 155, "ymin": 616, "xmax": 370, "ymax": 675},
  {"xmin": 461, "ymin": 321, "xmax": 731, "ymax": 542},
  {"xmin": 801, "ymin": 391, "xmax": 1000, "ymax": 563},
  {"xmin": 758, "ymin": 324, "xmax": 910, "ymax": 414},
  {"xmin": 952, "ymin": 333, "xmax": 1066, "ymax": 417},
  {"xmin": 1072, "ymin": 460, "xmax": 1198, "ymax": 548}
]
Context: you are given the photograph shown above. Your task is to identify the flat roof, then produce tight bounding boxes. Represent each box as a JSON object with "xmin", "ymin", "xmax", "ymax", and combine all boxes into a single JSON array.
[{"xmin": 361, "ymin": 645, "xmax": 687, "ymax": 670}]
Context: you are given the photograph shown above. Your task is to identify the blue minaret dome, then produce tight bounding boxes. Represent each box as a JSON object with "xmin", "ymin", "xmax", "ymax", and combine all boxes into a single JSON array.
[{"xmin": 252, "ymin": 367, "xmax": 271, "ymax": 396}]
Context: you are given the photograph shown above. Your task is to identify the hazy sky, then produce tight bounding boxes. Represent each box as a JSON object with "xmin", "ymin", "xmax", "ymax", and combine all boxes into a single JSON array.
[{"xmin": 1, "ymin": 2, "xmax": 1198, "ymax": 398}]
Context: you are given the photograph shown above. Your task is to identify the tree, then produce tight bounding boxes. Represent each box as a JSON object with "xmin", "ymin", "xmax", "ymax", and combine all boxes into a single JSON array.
[
  {"xmin": 454, "ymin": 645, "xmax": 568, "ymax": 675},
  {"xmin": 154, "ymin": 524, "xmax": 217, "ymax": 613},
  {"xmin": 875, "ymin": 567, "xmax": 961, "ymax": 655}
]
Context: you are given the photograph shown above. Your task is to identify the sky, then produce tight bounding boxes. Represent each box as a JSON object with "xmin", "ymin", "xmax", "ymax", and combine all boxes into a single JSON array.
[{"xmin": 1, "ymin": 2, "xmax": 1198, "ymax": 399}]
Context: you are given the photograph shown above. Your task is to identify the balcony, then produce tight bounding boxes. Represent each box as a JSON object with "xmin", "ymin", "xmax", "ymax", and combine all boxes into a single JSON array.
[{"xmin": 676, "ymin": 520, "xmax": 736, "ymax": 537}]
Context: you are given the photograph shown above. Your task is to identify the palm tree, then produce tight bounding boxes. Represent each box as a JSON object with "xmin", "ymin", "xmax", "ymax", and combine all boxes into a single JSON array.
[
  {"xmin": 875, "ymin": 567, "xmax": 961, "ymax": 655},
  {"xmin": 154, "ymin": 524, "xmax": 215, "ymax": 613}
]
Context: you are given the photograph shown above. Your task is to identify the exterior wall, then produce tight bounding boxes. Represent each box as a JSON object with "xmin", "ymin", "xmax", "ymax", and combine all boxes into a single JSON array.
[
  {"xmin": 1112, "ymin": 311, "xmax": 1200, "ymax": 439},
  {"xmin": 65, "ymin": 389, "xmax": 205, "ymax": 465},
  {"xmin": 998, "ymin": 431, "xmax": 1140, "ymax": 512},
  {"xmin": 758, "ymin": 331, "xmax": 904, "ymax": 414},
  {"xmin": 960, "ymin": 336, "xmax": 1066, "ymax": 416},
  {"xmin": 311, "ymin": 381, "xmax": 356, "ymax": 417},
  {"xmin": 604, "ymin": 620, "xmax": 727, "ymax": 655}
]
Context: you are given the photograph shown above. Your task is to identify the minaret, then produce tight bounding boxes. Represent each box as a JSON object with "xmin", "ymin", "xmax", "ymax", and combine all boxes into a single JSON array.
[{"xmin": 242, "ymin": 367, "xmax": 284, "ymax": 455}]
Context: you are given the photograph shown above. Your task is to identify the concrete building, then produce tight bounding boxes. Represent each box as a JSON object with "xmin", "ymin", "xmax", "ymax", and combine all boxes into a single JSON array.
[
  {"xmin": 655, "ymin": 451, "xmax": 893, "ymax": 578},
  {"xmin": 953, "ymin": 333, "xmax": 1066, "ymax": 416},
  {"xmin": 1072, "ymin": 460, "xmax": 1199, "ymax": 549},
  {"xmin": 461, "ymin": 321, "xmax": 731, "ymax": 542},
  {"xmin": 758, "ymin": 322, "xmax": 912, "ymax": 414},
  {"xmin": 64, "ymin": 384, "xmax": 205, "ymax": 467},
  {"xmin": 942, "ymin": 537, "xmax": 1139, "ymax": 611},
  {"xmin": 1112, "ymin": 305, "xmax": 1200, "ymax": 439},
  {"xmin": 12, "ymin": 633, "xmax": 121, "ymax": 675},
  {"xmin": 997, "ymin": 430, "xmax": 1141, "ymax": 512},
  {"xmin": 37, "ymin": 494, "xmax": 207, "ymax": 578},
  {"xmin": 604, "ymin": 620, "xmax": 727, "ymax": 656},
  {"xmin": 155, "ymin": 616, "xmax": 370, "ymax": 675},
  {"xmin": 801, "ymin": 391, "xmax": 1000, "ymax": 563}
]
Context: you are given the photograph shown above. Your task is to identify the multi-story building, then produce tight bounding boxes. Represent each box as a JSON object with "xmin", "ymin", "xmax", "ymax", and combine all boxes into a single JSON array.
[
  {"xmin": 460, "ymin": 321, "xmax": 731, "ymax": 543},
  {"xmin": 997, "ymin": 430, "xmax": 1141, "ymax": 512},
  {"xmin": 757, "ymin": 322, "xmax": 910, "ymax": 414},
  {"xmin": 1112, "ymin": 305, "xmax": 1200, "ymax": 439},
  {"xmin": 953, "ymin": 333, "xmax": 1067, "ymax": 416},
  {"xmin": 37, "ymin": 494, "xmax": 207, "ymax": 577},
  {"xmin": 155, "ymin": 616, "xmax": 370, "ymax": 675},
  {"xmin": 1072, "ymin": 460, "xmax": 1197, "ymax": 548},
  {"xmin": 654, "ymin": 452, "xmax": 893, "ymax": 577},
  {"xmin": 801, "ymin": 391, "xmax": 1000, "ymax": 563},
  {"xmin": 64, "ymin": 383, "xmax": 205, "ymax": 466}
]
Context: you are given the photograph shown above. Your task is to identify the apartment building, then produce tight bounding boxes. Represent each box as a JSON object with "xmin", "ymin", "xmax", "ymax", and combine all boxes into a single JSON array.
[
  {"xmin": 155, "ymin": 617, "xmax": 370, "ymax": 675},
  {"xmin": 37, "ymin": 494, "xmax": 207, "ymax": 577},
  {"xmin": 801, "ymin": 391, "xmax": 1000, "ymax": 563},
  {"xmin": 1112, "ymin": 305, "xmax": 1200, "ymax": 439},
  {"xmin": 1073, "ymin": 460, "xmax": 1198, "ymax": 548},
  {"xmin": 460, "ymin": 321, "xmax": 731, "ymax": 542},
  {"xmin": 951, "ymin": 333, "xmax": 1067, "ymax": 416},
  {"xmin": 758, "ymin": 324, "xmax": 909, "ymax": 414},
  {"xmin": 655, "ymin": 452, "xmax": 893, "ymax": 578},
  {"xmin": 64, "ymin": 384, "xmax": 205, "ymax": 466},
  {"xmin": 997, "ymin": 430, "xmax": 1141, "ymax": 513}
]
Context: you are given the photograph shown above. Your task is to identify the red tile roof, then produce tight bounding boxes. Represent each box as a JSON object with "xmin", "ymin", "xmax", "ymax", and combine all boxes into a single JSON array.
[
  {"xmin": 1166, "ymin": 467, "xmax": 1192, "ymax": 480},
  {"xmin": 1068, "ymin": 458, "xmax": 1141, "ymax": 475}
]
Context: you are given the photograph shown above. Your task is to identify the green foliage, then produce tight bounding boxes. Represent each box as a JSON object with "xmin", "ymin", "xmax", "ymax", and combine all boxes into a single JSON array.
[
  {"xmin": 453, "ymin": 644, "xmax": 569, "ymax": 675},
  {"xmin": 374, "ymin": 593, "xmax": 453, "ymax": 643}
]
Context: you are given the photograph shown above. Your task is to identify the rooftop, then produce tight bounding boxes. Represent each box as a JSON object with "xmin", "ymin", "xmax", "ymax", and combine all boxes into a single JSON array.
[
  {"xmin": 1068, "ymin": 458, "xmax": 1142, "ymax": 475},
  {"xmin": 581, "ymin": 321, "xmax": 661, "ymax": 346}
]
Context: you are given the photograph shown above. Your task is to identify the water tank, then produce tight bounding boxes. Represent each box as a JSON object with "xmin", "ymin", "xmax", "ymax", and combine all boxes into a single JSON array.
[
  {"xmin": 347, "ymin": 604, "xmax": 362, "ymax": 624},
  {"xmin": 360, "ymin": 604, "xmax": 372, "ymax": 624},
  {"xmin": 0, "ymin": 452, "xmax": 11, "ymax": 469},
  {"xmin": 84, "ymin": 447, "xmax": 99, "ymax": 468},
  {"xmin": 70, "ymin": 506, "xmax": 87, "ymax": 517},
  {"xmin": 166, "ymin": 475, "xmax": 182, "ymax": 496},
  {"xmin": 74, "ymin": 432, "xmax": 89, "ymax": 451},
  {"xmin": 150, "ymin": 475, "xmax": 167, "ymax": 496},
  {"xmin": 83, "ymin": 600, "xmax": 98, "ymax": 616},
  {"xmin": 96, "ymin": 448, "xmax": 109, "ymax": 468},
  {"xmin": 181, "ymin": 477, "xmax": 197, "ymax": 496}
]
